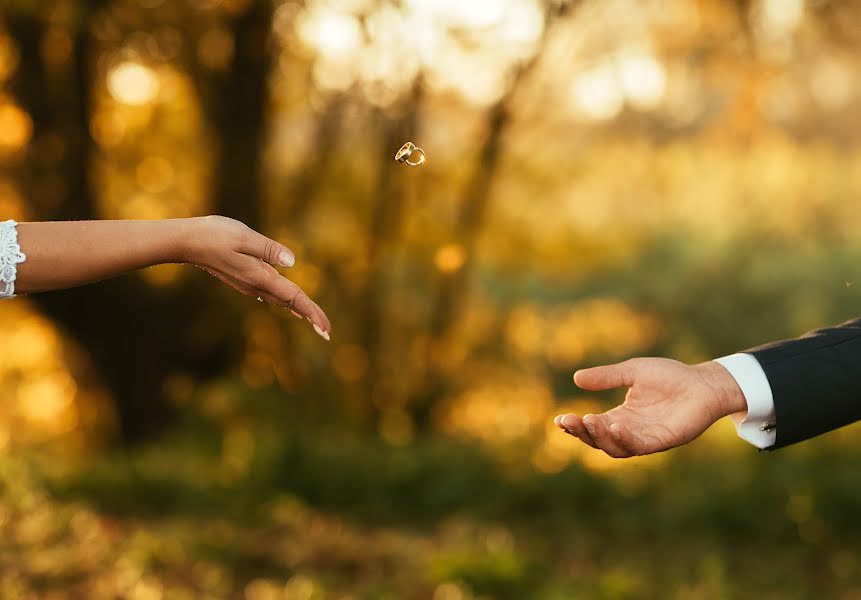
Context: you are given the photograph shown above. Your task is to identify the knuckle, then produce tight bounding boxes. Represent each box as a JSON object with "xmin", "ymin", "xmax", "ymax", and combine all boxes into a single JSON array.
[
  {"xmin": 284, "ymin": 285, "xmax": 302, "ymax": 303},
  {"xmin": 248, "ymin": 265, "xmax": 273, "ymax": 289},
  {"xmin": 205, "ymin": 215, "xmax": 240, "ymax": 230},
  {"xmin": 245, "ymin": 272, "xmax": 264, "ymax": 289},
  {"xmin": 203, "ymin": 216, "xmax": 249, "ymax": 247},
  {"xmin": 263, "ymin": 239, "xmax": 279, "ymax": 263}
]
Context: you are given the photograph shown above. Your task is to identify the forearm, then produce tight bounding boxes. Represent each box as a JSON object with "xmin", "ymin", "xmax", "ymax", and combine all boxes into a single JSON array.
[
  {"xmin": 748, "ymin": 318, "xmax": 861, "ymax": 448},
  {"xmin": 15, "ymin": 219, "xmax": 193, "ymax": 293}
]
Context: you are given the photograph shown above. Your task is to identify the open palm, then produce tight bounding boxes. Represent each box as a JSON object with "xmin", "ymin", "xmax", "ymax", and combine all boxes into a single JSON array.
[{"xmin": 555, "ymin": 358, "xmax": 745, "ymax": 458}]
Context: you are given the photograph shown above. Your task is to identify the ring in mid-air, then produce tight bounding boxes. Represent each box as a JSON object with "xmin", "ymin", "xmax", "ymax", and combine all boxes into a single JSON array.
[{"xmin": 395, "ymin": 141, "xmax": 426, "ymax": 167}]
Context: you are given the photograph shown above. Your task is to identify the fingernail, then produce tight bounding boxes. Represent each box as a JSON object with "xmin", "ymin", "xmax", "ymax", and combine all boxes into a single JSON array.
[
  {"xmin": 279, "ymin": 251, "xmax": 295, "ymax": 268},
  {"xmin": 290, "ymin": 309, "xmax": 303, "ymax": 320},
  {"xmin": 583, "ymin": 416, "xmax": 595, "ymax": 433},
  {"xmin": 560, "ymin": 415, "xmax": 577, "ymax": 428},
  {"xmin": 609, "ymin": 423, "xmax": 621, "ymax": 437},
  {"xmin": 312, "ymin": 323, "xmax": 330, "ymax": 341}
]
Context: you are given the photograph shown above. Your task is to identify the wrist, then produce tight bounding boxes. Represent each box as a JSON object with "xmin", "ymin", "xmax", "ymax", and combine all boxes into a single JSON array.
[
  {"xmin": 171, "ymin": 217, "xmax": 206, "ymax": 264},
  {"xmin": 695, "ymin": 361, "xmax": 748, "ymax": 418}
]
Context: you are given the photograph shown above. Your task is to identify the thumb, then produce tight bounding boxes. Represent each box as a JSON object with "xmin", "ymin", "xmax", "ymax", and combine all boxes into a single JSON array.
[
  {"xmin": 245, "ymin": 230, "xmax": 296, "ymax": 268},
  {"xmin": 573, "ymin": 360, "xmax": 636, "ymax": 391}
]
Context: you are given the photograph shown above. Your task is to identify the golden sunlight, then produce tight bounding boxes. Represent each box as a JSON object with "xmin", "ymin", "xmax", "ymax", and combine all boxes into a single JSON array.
[
  {"xmin": 437, "ymin": 373, "xmax": 553, "ymax": 446},
  {"xmin": 107, "ymin": 61, "xmax": 160, "ymax": 106},
  {"xmin": 297, "ymin": 5, "xmax": 363, "ymax": 62},
  {"xmin": 286, "ymin": 0, "xmax": 544, "ymax": 106},
  {"xmin": 545, "ymin": 298, "xmax": 658, "ymax": 368},
  {"xmin": 17, "ymin": 374, "xmax": 78, "ymax": 433},
  {"xmin": 136, "ymin": 156, "xmax": 175, "ymax": 194},
  {"xmin": 0, "ymin": 99, "xmax": 33, "ymax": 153},
  {"xmin": 407, "ymin": 0, "xmax": 504, "ymax": 28},
  {"xmin": 434, "ymin": 244, "xmax": 466, "ymax": 274},
  {"xmin": 0, "ymin": 304, "xmax": 89, "ymax": 449},
  {"xmin": 569, "ymin": 51, "xmax": 667, "ymax": 120},
  {"xmin": 570, "ymin": 60, "xmax": 624, "ymax": 121},
  {"xmin": 618, "ymin": 53, "xmax": 666, "ymax": 110},
  {"xmin": 0, "ymin": 34, "xmax": 20, "ymax": 84},
  {"xmin": 757, "ymin": 0, "xmax": 804, "ymax": 37},
  {"xmin": 505, "ymin": 305, "xmax": 546, "ymax": 357},
  {"xmin": 0, "ymin": 178, "xmax": 26, "ymax": 221}
]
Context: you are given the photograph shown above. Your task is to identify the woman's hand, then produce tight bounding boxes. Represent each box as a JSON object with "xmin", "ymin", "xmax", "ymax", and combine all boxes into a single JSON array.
[
  {"xmin": 554, "ymin": 358, "xmax": 746, "ymax": 457},
  {"xmin": 183, "ymin": 216, "xmax": 331, "ymax": 340},
  {"xmin": 15, "ymin": 216, "xmax": 331, "ymax": 340}
]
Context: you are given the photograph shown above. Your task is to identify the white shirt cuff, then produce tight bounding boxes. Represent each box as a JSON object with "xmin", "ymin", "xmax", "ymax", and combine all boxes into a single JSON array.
[{"xmin": 713, "ymin": 353, "xmax": 776, "ymax": 449}]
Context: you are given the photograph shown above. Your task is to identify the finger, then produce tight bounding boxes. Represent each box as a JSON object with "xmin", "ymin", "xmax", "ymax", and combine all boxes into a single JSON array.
[
  {"xmin": 204, "ymin": 268, "xmax": 259, "ymax": 297},
  {"xmin": 210, "ymin": 263, "xmax": 328, "ymax": 336},
  {"xmin": 557, "ymin": 414, "xmax": 598, "ymax": 449},
  {"xmin": 257, "ymin": 288, "xmax": 331, "ymax": 340},
  {"xmin": 573, "ymin": 361, "xmax": 635, "ymax": 391},
  {"xmin": 608, "ymin": 423, "xmax": 647, "ymax": 456},
  {"xmin": 243, "ymin": 229, "xmax": 296, "ymax": 268},
  {"xmin": 256, "ymin": 290, "xmax": 302, "ymax": 319},
  {"xmin": 259, "ymin": 275, "xmax": 332, "ymax": 340},
  {"xmin": 583, "ymin": 414, "xmax": 630, "ymax": 458}
]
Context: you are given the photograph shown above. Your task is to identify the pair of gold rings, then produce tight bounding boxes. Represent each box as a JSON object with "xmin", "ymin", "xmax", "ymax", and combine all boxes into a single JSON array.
[{"xmin": 395, "ymin": 141, "xmax": 426, "ymax": 167}]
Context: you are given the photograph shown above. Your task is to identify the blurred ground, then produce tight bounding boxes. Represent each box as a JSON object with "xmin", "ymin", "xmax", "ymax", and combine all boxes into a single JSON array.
[{"xmin": 4, "ymin": 408, "xmax": 861, "ymax": 598}]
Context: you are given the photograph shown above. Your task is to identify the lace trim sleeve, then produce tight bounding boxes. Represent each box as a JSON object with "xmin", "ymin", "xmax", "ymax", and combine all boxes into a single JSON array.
[{"xmin": 0, "ymin": 220, "xmax": 27, "ymax": 298}]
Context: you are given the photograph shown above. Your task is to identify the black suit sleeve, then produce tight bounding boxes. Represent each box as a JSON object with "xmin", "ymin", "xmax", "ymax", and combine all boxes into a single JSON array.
[{"xmin": 747, "ymin": 318, "xmax": 861, "ymax": 449}]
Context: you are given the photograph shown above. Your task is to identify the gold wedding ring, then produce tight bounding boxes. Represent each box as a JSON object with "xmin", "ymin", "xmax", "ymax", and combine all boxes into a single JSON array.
[{"xmin": 395, "ymin": 141, "xmax": 426, "ymax": 167}]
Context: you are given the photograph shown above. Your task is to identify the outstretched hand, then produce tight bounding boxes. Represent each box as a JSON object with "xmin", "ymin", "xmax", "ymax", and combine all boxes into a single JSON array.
[
  {"xmin": 14, "ymin": 216, "xmax": 332, "ymax": 341},
  {"xmin": 554, "ymin": 358, "xmax": 747, "ymax": 458},
  {"xmin": 187, "ymin": 216, "xmax": 331, "ymax": 340}
]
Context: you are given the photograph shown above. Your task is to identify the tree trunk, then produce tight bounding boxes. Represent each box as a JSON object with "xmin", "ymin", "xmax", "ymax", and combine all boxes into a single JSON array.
[
  {"xmin": 411, "ymin": 101, "xmax": 511, "ymax": 428},
  {"xmin": 7, "ymin": 8, "xmax": 256, "ymax": 443},
  {"xmin": 361, "ymin": 91, "xmax": 423, "ymax": 415},
  {"xmin": 412, "ymin": 2, "xmax": 572, "ymax": 427},
  {"xmin": 191, "ymin": 2, "xmax": 274, "ymax": 230}
]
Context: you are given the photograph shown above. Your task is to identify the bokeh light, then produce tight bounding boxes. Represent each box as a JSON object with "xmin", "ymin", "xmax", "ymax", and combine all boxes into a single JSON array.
[
  {"xmin": 107, "ymin": 61, "xmax": 160, "ymax": 106},
  {"xmin": 570, "ymin": 60, "xmax": 624, "ymax": 120},
  {"xmin": 0, "ymin": 98, "xmax": 33, "ymax": 154}
]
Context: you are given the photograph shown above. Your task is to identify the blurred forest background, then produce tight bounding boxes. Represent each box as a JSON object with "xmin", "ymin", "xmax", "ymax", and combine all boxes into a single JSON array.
[{"xmin": 3, "ymin": 0, "xmax": 861, "ymax": 597}]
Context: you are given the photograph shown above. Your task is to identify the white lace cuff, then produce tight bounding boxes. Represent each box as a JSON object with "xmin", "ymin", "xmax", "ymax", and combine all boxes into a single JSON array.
[{"xmin": 0, "ymin": 220, "xmax": 26, "ymax": 298}]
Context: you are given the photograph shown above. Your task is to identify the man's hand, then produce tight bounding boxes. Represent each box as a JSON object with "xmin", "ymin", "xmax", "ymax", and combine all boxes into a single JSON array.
[{"xmin": 554, "ymin": 358, "xmax": 747, "ymax": 458}]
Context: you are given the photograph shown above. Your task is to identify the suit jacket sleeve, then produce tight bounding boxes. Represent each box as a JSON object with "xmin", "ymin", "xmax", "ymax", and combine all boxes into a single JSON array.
[{"xmin": 748, "ymin": 318, "xmax": 861, "ymax": 449}]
